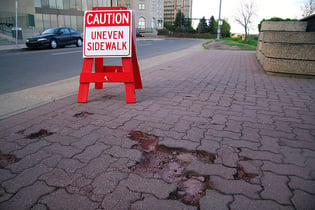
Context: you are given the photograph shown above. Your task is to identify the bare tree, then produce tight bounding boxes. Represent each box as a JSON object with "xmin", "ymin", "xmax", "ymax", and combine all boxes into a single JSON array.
[
  {"xmin": 235, "ymin": 0, "xmax": 255, "ymax": 43},
  {"xmin": 301, "ymin": 0, "xmax": 315, "ymax": 17}
]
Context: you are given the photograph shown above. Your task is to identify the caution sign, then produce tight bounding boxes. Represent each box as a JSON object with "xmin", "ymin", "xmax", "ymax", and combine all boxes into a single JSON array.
[{"xmin": 83, "ymin": 10, "xmax": 132, "ymax": 57}]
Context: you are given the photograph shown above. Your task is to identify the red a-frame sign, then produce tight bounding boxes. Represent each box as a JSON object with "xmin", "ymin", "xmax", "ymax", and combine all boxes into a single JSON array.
[{"xmin": 77, "ymin": 7, "xmax": 142, "ymax": 103}]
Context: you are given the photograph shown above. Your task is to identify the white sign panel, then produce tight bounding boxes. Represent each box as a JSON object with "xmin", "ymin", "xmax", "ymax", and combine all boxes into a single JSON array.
[{"xmin": 83, "ymin": 10, "xmax": 132, "ymax": 58}]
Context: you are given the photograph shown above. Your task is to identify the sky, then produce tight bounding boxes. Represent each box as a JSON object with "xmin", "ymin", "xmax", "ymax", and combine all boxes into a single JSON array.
[{"xmin": 192, "ymin": 0, "xmax": 305, "ymax": 34}]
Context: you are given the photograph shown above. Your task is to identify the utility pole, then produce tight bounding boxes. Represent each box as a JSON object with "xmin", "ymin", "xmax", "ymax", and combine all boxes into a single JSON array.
[
  {"xmin": 217, "ymin": 0, "xmax": 222, "ymax": 39},
  {"xmin": 15, "ymin": 0, "xmax": 18, "ymax": 47}
]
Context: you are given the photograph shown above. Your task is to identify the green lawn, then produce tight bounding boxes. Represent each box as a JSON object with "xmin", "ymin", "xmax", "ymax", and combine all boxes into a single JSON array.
[{"xmin": 221, "ymin": 37, "xmax": 257, "ymax": 50}]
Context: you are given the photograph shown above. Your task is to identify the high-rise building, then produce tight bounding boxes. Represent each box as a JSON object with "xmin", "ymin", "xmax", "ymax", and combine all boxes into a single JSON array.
[{"xmin": 164, "ymin": 0, "xmax": 192, "ymax": 24}]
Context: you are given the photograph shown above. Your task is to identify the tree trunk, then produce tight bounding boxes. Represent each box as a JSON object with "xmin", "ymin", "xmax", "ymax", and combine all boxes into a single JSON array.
[{"xmin": 244, "ymin": 27, "xmax": 247, "ymax": 43}]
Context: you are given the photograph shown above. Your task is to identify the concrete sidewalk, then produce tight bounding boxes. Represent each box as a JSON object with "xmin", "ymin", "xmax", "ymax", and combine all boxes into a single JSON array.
[{"xmin": 0, "ymin": 47, "xmax": 315, "ymax": 209}]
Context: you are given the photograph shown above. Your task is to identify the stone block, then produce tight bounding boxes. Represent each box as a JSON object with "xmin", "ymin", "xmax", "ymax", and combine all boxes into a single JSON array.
[
  {"xmin": 291, "ymin": 189, "xmax": 315, "ymax": 210},
  {"xmin": 121, "ymin": 174, "xmax": 177, "ymax": 199},
  {"xmin": 260, "ymin": 55, "xmax": 315, "ymax": 76},
  {"xmin": 231, "ymin": 195, "xmax": 291, "ymax": 210},
  {"xmin": 199, "ymin": 190, "xmax": 233, "ymax": 210},
  {"xmin": 261, "ymin": 172, "xmax": 292, "ymax": 205},
  {"xmin": 131, "ymin": 195, "xmax": 196, "ymax": 210},
  {"xmin": 256, "ymin": 50, "xmax": 263, "ymax": 62},
  {"xmin": 258, "ymin": 32, "xmax": 263, "ymax": 41},
  {"xmin": 262, "ymin": 43, "xmax": 315, "ymax": 60},
  {"xmin": 211, "ymin": 176, "xmax": 262, "ymax": 199},
  {"xmin": 257, "ymin": 41, "xmax": 263, "ymax": 52},
  {"xmin": 262, "ymin": 31, "xmax": 315, "ymax": 43},
  {"xmin": 39, "ymin": 189, "xmax": 99, "ymax": 209},
  {"xmin": 0, "ymin": 181, "xmax": 54, "ymax": 210},
  {"xmin": 261, "ymin": 21, "xmax": 307, "ymax": 32}
]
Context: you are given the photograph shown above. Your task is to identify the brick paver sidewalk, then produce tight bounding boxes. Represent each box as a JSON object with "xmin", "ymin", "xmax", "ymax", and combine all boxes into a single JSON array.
[{"xmin": 1, "ymin": 48, "xmax": 314, "ymax": 209}]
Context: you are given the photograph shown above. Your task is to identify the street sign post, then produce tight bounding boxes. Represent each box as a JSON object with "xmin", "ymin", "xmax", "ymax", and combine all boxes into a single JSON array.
[{"xmin": 77, "ymin": 7, "xmax": 142, "ymax": 103}]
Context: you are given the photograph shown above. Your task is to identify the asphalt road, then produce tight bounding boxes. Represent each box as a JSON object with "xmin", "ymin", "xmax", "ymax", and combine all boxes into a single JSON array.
[{"xmin": 0, "ymin": 38, "xmax": 203, "ymax": 95}]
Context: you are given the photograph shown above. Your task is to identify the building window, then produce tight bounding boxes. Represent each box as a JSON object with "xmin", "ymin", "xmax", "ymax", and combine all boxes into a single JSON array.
[
  {"xmin": 50, "ymin": 14, "xmax": 58, "ymax": 27},
  {"xmin": 76, "ymin": 0, "xmax": 82, "ymax": 10},
  {"xmin": 139, "ymin": 3, "xmax": 145, "ymax": 10},
  {"xmin": 158, "ymin": 20, "xmax": 163, "ymax": 29},
  {"xmin": 35, "ymin": 14, "xmax": 44, "ymax": 32},
  {"xmin": 56, "ymin": 0, "xmax": 63, "ymax": 9},
  {"xmin": 43, "ymin": 14, "xmax": 51, "ymax": 29},
  {"xmin": 42, "ymin": 0, "xmax": 49, "ymax": 8},
  {"xmin": 65, "ymin": 15, "xmax": 71, "ymax": 26},
  {"xmin": 138, "ymin": 17, "xmax": 145, "ymax": 29},
  {"xmin": 63, "ymin": 0, "xmax": 70, "ymax": 9},
  {"xmin": 34, "ymin": 0, "xmax": 41, "ymax": 7},
  {"xmin": 49, "ymin": 0, "xmax": 57, "ymax": 8},
  {"xmin": 70, "ymin": 0, "xmax": 76, "ymax": 9},
  {"xmin": 71, "ymin": 16, "xmax": 76, "ymax": 29},
  {"xmin": 58, "ymin": 15, "xmax": 65, "ymax": 27},
  {"xmin": 151, "ymin": 17, "xmax": 156, "ymax": 29}
]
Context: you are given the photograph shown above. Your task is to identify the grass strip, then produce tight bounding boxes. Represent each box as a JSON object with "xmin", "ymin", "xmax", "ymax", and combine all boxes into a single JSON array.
[
  {"xmin": 222, "ymin": 38, "xmax": 257, "ymax": 50},
  {"xmin": 202, "ymin": 40, "xmax": 214, "ymax": 50}
]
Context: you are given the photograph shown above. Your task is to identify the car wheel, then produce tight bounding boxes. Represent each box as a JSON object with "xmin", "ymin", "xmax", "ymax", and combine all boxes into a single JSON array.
[
  {"xmin": 50, "ymin": 39, "xmax": 58, "ymax": 49},
  {"xmin": 76, "ymin": 38, "xmax": 83, "ymax": 47}
]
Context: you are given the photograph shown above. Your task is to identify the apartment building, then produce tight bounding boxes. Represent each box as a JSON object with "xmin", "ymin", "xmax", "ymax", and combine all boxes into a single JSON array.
[
  {"xmin": 127, "ymin": 0, "xmax": 164, "ymax": 32},
  {"xmin": 0, "ymin": 0, "xmax": 164, "ymax": 40},
  {"xmin": 164, "ymin": 0, "xmax": 192, "ymax": 24}
]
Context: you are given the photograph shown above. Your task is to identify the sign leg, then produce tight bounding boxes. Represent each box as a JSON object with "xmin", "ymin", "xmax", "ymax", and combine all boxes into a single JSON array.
[
  {"xmin": 131, "ymin": 38, "xmax": 143, "ymax": 89},
  {"xmin": 122, "ymin": 57, "xmax": 136, "ymax": 103},
  {"xmin": 95, "ymin": 58, "xmax": 103, "ymax": 89},
  {"xmin": 77, "ymin": 58, "xmax": 94, "ymax": 103}
]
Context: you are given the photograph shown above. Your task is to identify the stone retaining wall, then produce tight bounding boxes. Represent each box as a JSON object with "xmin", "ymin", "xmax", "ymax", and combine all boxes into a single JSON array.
[{"xmin": 256, "ymin": 21, "xmax": 315, "ymax": 76}]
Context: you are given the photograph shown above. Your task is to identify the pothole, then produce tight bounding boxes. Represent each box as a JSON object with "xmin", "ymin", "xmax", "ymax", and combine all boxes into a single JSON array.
[
  {"xmin": 0, "ymin": 151, "xmax": 21, "ymax": 169},
  {"xmin": 25, "ymin": 129, "xmax": 54, "ymax": 139},
  {"xmin": 127, "ymin": 130, "xmax": 216, "ymax": 207},
  {"xmin": 73, "ymin": 111, "xmax": 94, "ymax": 117},
  {"xmin": 233, "ymin": 156, "xmax": 259, "ymax": 182}
]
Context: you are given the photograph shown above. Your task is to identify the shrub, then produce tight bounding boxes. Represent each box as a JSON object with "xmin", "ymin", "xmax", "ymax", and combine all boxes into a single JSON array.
[{"xmin": 258, "ymin": 17, "xmax": 298, "ymax": 32}]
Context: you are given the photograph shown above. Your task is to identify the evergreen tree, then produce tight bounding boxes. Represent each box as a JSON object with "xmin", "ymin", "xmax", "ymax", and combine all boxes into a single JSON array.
[
  {"xmin": 197, "ymin": 17, "xmax": 208, "ymax": 33},
  {"xmin": 220, "ymin": 19, "xmax": 231, "ymax": 37},
  {"xmin": 184, "ymin": 18, "xmax": 194, "ymax": 33},
  {"xmin": 208, "ymin": 16, "xmax": 216, "ymax": 34},
  {"xmin": 174, "ymin": 10, "xmax": 193, "ymax": 32},
  {"xmin": 174, "ymin": 10, "xmax": 185, "ymax": 31}
]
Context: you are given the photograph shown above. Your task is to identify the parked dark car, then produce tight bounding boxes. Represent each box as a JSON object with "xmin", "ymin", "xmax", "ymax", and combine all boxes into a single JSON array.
[
  {"xmin": 25, "ymin": 27, "xmax": 83, "ymax": 49},
  {"xmin": 136, "ymin": 32, "xmax": 144, "ymax": 37}
]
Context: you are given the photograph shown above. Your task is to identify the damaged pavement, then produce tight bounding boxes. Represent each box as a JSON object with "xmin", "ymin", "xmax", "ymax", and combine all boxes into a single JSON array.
[{"xmin": 1, "ymin": 47, "xmax": 315, "ymax": 209}]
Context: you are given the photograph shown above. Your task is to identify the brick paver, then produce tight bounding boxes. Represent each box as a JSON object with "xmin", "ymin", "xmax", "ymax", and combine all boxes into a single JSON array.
[{"xmin": 1, "ymin": 48, "xmax": 315, "ymax": 209}]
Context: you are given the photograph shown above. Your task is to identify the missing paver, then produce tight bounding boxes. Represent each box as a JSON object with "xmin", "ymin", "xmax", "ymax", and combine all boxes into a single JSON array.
[
  {"xmin": 168, "ymin": 173, "xmax": 212, "ymax": 206},
  {"xmin": 0, "ymin": 151, "xmax": 21, "ymax": 168},
  {"xmin": 73, "ymin": 111, "xmax": 94, "ymax": 117},
  {"xmin": 233, "ymin": 164, "xmax": 258, "ymax": 182},
  {"xmin": 16, "ymin": 129, "xmax": 25, "ymax": 135},
  {"xmin": 102, "ymin": 95, "xmax": 116, "ymax": 100},
  {"xmin": 128, "ymin": 130, "xmax": 159, "ymax": 152},
  {"xmin": 25, "ymin": 129, "xmax": 54, "ymax": 139},
  {"xmin": 127, "ymin": 130, "xmax": 216, "ymax": 206}
]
